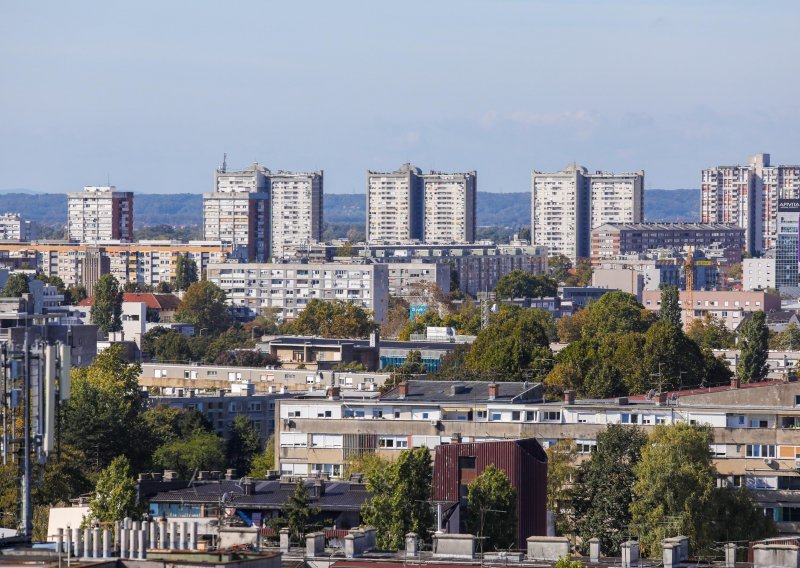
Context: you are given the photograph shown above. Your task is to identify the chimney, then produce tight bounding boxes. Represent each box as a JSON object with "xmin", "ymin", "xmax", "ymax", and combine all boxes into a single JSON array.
[
  {"xmin": 731, "ymin": 377, "xmax": 740, "ymax": 390},
  {"xmin": 488, "ymin": 383, "xmax": 498, "ymax": 400},
  {"xmin": 243, "ymin": 478, "xmax": 254, "ymax": 496},
  {"xmin": 313, "ymin": 479, "xmax": 326, "ymax": 497},
  {"xmin": 398, "ymin": 382, "xmax": 408, "ymax": 399},
  {"xmin": 563, "ymin": 389, "xmax": 575, "ymax": 405},
  {"xmin": 656, "ymin": 392, "xmax": 668, "ymax": 406},
  {"xmin": 327, "ymin": 386, "xmax": 340, "ymax": 400},
  {"xmin": 163, "ymin": 470, "xmax": 177, "ymax": 481},
  {"xmin": 225, "ymin": 469, "xmax": 237, "ymax": 481}
]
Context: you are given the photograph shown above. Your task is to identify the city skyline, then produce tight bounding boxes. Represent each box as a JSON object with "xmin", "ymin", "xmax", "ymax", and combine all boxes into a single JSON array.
[{"xmin": 2, "ymin": 1, "xmax": 799, "ymax": 195}]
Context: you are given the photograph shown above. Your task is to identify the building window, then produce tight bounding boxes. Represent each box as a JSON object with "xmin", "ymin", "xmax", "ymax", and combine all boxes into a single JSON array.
[{"xmin": 746, "ymin": 444, "xmax": 775, "ymax": 458}]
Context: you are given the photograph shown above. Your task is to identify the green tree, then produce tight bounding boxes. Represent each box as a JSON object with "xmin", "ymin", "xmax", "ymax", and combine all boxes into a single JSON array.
[
  {"xmin": 282, "ymin": 481, "xmax": 320, "ymax": 543},
  {"xmin": 293, "ymin": 299, "xmax": 376, "ymax": 338},
  {"xmin": 581, "ymin": 291, "xmax": 653, "ymax": 339},
  {"xmin": 546, "ymin": 439, "xmax": 577, "ymax": 536},
  {"xmin": 361, "ymin": 447, "xmax": 434, "ymax": 549},
  {"xmin": 494, "ymin": 270, "xmax": 557, "ymax": 299},
  {"xmin": 227, "ymin": 415, "xmax": 262, "ymax": 475},
  {"xmin": 61, "ymin": 345, "xmax": 143, "ymax": 469},
  {"xmin": 2, "ymin": 273, "xmax": 29, "ymax": 297},
  {"xmin": 152, "ymin": 430, "xmax": 226, "ymax": 479},
  {"xmin": 465, "ymin": 465, "xmax": 517, "ymax": 551},
  {"xmin": 464, "ymin": 306, "xmax": 554, "ymax": 381},
  {"xmin": 88, "ymin": 456, "xmax": 144, "ymax": 523},
  {"xmin": 91, "ymin": 274, "xmax": 123, "ymax": 333},
  {"xmin": 737, "ymin": 311, "xmax": 769, "ymax": 383},
  {"xmin": 573, "ymin": 425, "xmax": 647, "ymax": 556},
  {"xmin": 154, "ymin": 330, "xmax": 194, "ymax": 362},
  {"xmin": 175, "ymin": 254, "xmax": 199, "ymax": 292},
  {"xmin": 249, "ymin": 435, "xmax": 276, "ymax": 477},
  {"xmin": 65, "ymin": 284, "xmax": 88, "ymax": 305},
  {"xmin": 639, "ymin": 320, "xmax": 706, "ymax": 393},
  {"xmin": 554, "ymin": 555, "xmax": 584, "ymax": 568},
  {"xmin": 175, "ymin": 280, "xmax": 232, "ymax": 333},
  {"xmin": 772, "ymin": 322, "xmax": 800, "ymax": 351},
  {"xmin": 631, "ymin": 424, "xmax": 717, "ymax": 557},
  {"xmin": 556, "ymin": 309, "xmax": 589, "ymax": 343},
  {"xmin": 548, "ymin": 255, "xmax": 572, "ymax": 283},
  {"xmin": 685, "ymin": 313, "xmax": 736, "ymax": 349},
  {"xmin": 564, "ymin": 258, "xmax": 593, "ymax": 287},
  {"xmin": 343, "ymin": 452, "xmax": 390, "ymax": 478},
  {"xmin": 659, "ymin": 285, "xmax": 681, "ymax": 327}
]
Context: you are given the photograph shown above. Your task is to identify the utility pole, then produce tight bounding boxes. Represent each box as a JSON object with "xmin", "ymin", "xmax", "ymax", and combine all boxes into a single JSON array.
[{"xmin": 21, "ymin": 335, "xmax": 32, "ymax": 538}]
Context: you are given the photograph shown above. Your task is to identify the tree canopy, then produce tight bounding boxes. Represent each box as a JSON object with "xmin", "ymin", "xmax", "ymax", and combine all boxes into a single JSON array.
[
  {"xmin": 91, "ymin": 274, "xmax": 123, "ymax": 333},
  {"xmin": 175, "ymin": 280, "xmax": 232, "ymax": 333},
  {"xmin": 685, "ymin": 313, "xmax": 736, "ymax": 349},
  {"xmin": 61, "ymin": 345, "xmax": 144, "ymax": 469},
  {"xmin": 2, "ymin": 273, "xmax": 29, "ymax": 297},
  {"xmin": 463, "ymin": 305, "xmax": 554, "ymax": 381},
  {"xmin": 88, "ymin": 456, "xmax": 144, "ymax": 523},
  {"xmin": 175, "ymin": 254, "xmax": 199, "ymax": 291},
  {"xmin": 152, "ymin": 429, "xmax": 226, "ymax": 479},
  {"xmin": 573, "ymin": 425, "xmax": 647, "ymax": 555},
  {"xmin": 226, "ymin": 415, "xmax": 262, "ymax": 475},
  {"xmin": 292, "ymin": 298, "xmax": 376, "ymax": 338},
  {"xmin": 494, "ymin": 270, "xmax": 557, "ymax": 299},
  {"xmin": 659, "ymin": 285, "xmax": 681, "ymax": 327},
  {"xmin": 465, "ymin": 465, "xmax": 517, "ymax": 551},
  {"xmin": 361, "ymin": 447, "xmax": 434, "ymax": 549},
  {"xmin": 737, "ymin": 311, "xmax": 769, "ymax": 383}
]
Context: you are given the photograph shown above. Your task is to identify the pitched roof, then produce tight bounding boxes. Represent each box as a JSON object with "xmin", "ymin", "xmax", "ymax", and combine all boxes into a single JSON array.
[{"xmin": 79, "ymin": 293, "xmax": 181, "ymax": 310}]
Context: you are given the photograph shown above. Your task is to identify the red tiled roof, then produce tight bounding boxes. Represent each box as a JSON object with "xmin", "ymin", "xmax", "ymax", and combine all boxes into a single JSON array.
[{"xmin": 79, "ymin": 293, "xmax": 181, "ymax": 310}]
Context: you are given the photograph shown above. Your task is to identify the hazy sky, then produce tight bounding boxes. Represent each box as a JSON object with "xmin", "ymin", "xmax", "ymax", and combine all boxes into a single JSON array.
[{"xmin": 2, "ymin": 1, "xmax": 799, "ymax": 194}]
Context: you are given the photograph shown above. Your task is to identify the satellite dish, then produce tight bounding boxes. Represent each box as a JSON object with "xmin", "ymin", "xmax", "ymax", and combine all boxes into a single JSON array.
[{"xmin": 490, "ymin": 304, "xmax": 498, "ymax": 314}]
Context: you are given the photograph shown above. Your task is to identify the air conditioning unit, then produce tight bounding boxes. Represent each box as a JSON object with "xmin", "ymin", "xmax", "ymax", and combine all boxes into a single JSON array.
[{"xmin": 794, "ymin": 458, "xmax": 800, "ymax": 472}]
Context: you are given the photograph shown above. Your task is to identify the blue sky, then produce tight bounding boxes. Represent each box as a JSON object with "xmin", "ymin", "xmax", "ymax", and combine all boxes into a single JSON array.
[{"xmin": 1, "ymin": 1, "xmax": 799, "ymax": 194}]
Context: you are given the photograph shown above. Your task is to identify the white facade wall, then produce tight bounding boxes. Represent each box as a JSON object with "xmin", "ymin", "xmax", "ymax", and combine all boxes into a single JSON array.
[
  {"xmin": 269, "ymin": 172, "xmax": 323, "ymax": 257},
  {"xmin": 207, "ymin": 262, "xmax": 389, "ymax": 324},
  {"xmin": 0, "ymin": 214, "xmax": 29, "ymax": 241},
  {"xmin": 422, "ymin": 172, "xmax": 476, "ymax": 244},
  {"xmin": 743, "ymin": 258, "xmax": 777, "ymax": 290}
]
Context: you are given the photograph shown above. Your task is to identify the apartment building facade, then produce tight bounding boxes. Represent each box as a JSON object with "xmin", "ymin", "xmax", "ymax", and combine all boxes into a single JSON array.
[
  {"xmin": 422, "ymin": 171, "xmax": 476, "ymax": 244},
  {"xmin": 591, "ymin": 223, "xmax": 745, "ymax": 259},
  {"xmin": 67, "ymin": 186, "xmax": 134, "ymax": 243},
  {"xmin": 532, "ymin": 165, "xmax": 644, "ymax": 261},
  {"xmin": 366, "ymin": 163, "xmax": 425, "ymax": 243},
  {"xmin": 0, "ymin": 213, "xmax": 30, "ymax": 241},
  {"xmin": 206, "ymin": 261, "xmax": 389, "ymax": 323},
  {"xmin": 0, "ymin": 241, "xmax": 231, "ymax": 288},
  {"xmin": 269, "ymin": 171, "xmax": 323, "ymax": 258},
  {"xmin": 641, "ymin": 289, "xmax": 781, "ymax": 330},
  {"xmin": 702, "ymin": 154, "xmax": 800, "ymax": 254},
  {"xmin": 203, "ymin": 162, "xmax": 270, "ymax": 262},
  {"xmin": 274, "ymin": 379, "xmax": 800, "ymax": 533},
  {"xmin": 367, "ymin": 164, "xmax": 477, "ymax": 245}
]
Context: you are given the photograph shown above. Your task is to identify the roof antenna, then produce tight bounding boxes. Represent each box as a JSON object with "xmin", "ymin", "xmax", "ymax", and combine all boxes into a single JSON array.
[{"xmin": 221, "ymin": 153, "xmax": 227, "ymax": 173}]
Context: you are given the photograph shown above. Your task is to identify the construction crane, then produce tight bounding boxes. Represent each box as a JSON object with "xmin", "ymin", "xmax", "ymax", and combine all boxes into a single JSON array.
[{"xmin": 684, "ymin": 247, "xmax": 694, "ymax": 324}]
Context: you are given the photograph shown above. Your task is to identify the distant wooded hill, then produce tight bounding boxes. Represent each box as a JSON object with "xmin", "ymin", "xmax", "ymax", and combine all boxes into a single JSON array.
[{"xmin": 0, "ymin": 189, "xmax": 700, "ymax": 228}]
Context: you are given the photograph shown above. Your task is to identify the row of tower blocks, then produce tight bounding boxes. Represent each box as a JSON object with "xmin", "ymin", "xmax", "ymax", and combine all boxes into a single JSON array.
[{"xmin": 63, "ymin": 154, "xmax": 797, "ymax": 262}]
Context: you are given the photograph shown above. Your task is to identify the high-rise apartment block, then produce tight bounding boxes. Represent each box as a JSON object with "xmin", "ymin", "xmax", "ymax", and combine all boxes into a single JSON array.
[
  {"xmin": 269, "ymin": 171, "xmax": 323, "ymax": 257},
  {"xmin": 366, "ymin": 164, "xmax": 476, "ymax": 244},
  {"xmin": 0, "ymin": 213, "xmax": 30, "ymax": 241},
  {"xmin": 702, "ymin": 153, "xmax": 800, "ymax": 254},
  {"xmin": 203, "ymin": 162, "xmax": 323, "ymax": 261},
  {"xmin": 203, "ymin": 163, "xmax": 270, "ymax": 262},
  {"xmin": 531, "ymin": 164, "xmax": 644, "ymax": 261},
  {"xmin": 67, "ymin": 186, "xmax": 134, "ymax": 243},
  {"xmin": 423, "ymin": 171, "xmax": 476, "ymax": 244}
]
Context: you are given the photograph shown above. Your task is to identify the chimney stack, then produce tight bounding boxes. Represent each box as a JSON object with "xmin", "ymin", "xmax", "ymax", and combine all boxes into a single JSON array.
[
  {"xmin": 488, "ymin": 383, "xmax": 498, "ymax": 400},
  {"xmin": 398, "ymin": 382, "xmax": 408, "ymax": 399},
  {"xmin": 327, "ymin": 386, "xmax": 340, "ymax": 400},
  {"xmin": 731, "ymin": 377, "xmax": 740, "ymax": 390},
  {"xmin": 656, "ymin": 392, "xmax": 668, "ymax": 406},
  {"xmin": 243, "ymin": 478, "xmax": 254, "ymax": 496},
  {"xmin": 563, "ymin": 390, "xmax": 575, "ymax": 405}
]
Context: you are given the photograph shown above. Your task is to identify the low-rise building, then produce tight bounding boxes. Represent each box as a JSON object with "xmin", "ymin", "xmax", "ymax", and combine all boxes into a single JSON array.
[
  {"xmin": 641, "ymin": 290, "xmax": 781, "ymax": 330},
  {"xmin": 273, "ymin": 378, "xmax": 800, "ymax": 534},
  {"xmin": 386, "ymin": 262, "xmax": 450, "ymax": 299},
  {"xmin": 206, "ymin": 261, "xmax": 389, "ymax": 324}
]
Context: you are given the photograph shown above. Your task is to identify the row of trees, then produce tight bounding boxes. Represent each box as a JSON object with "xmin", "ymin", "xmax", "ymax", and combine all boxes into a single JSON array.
[{"xmin": 548, "ymin": 423, "xmax": 775, "ymax": 558}]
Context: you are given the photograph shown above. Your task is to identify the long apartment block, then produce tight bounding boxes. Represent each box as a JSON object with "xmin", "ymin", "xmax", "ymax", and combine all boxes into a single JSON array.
[
  {"xmin": 0, "ymin": 241, "xmax": 231, "ymax": 288},
  {"xmin": 274, "ymin": 379, "xmax": 800, "ymax": 533},
  {"xmin": 206, "ymin": 261, "xmax": 389, "ymax": 323},
  {"xmin": 591, "ymin": 222, "xmax": 745, "ymax": 259}
]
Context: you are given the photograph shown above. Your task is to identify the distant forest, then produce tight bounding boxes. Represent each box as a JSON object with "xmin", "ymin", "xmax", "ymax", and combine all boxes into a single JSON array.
[{"xmin": 0, "ymin": 189, "xmax": 700, "ymax": 233}]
